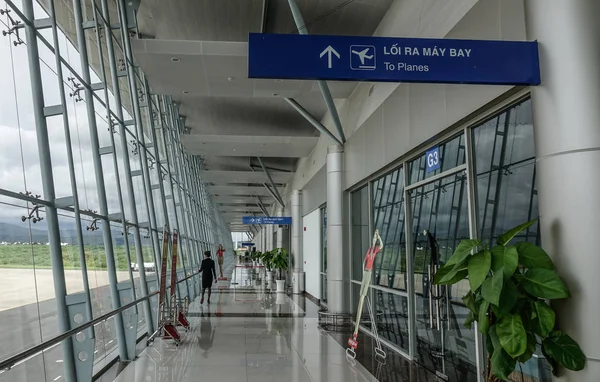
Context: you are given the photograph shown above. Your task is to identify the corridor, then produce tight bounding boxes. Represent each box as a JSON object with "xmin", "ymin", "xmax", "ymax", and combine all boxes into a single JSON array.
[{"xmin": 111, "ymin": 263, "xmax": 439, "ymax": 382}]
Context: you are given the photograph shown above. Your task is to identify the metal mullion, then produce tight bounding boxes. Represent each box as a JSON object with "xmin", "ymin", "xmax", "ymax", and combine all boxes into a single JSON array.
[
  {"xmin": 172, "ymin": 128, "xmax": 198, "ymax": 270},
  {"xmin": 464, "ymin": 126, "xmax": 485, "ymax": 382},
  {"xmin": 161, "ymin": 98, "xmax": 191, "ymax": 296},
  {"xmin": 182, "ymin": 155, "xmax": 201, "ymax": 268},
  {"xmin": 48, "ymin": 0, "xmax": 94, "ymax": 332},
  {"xmin": 111, "ymin": 0, "xmax": 157, "ymax": 332},
  {"xmin": 402, "ymin": 166, "xmax": 417, "ymax": 360},
  {"xmin": 20, "ymin": 0, "xmax": 77, "ymax": 379},
  {"xmin": 92, "ymin": 0, "xmax": 137, "ymax": 296},
  {"xmin": 152, "ymin": 95, "xmax": 171, "ymax": 229},
  {"xmin": 405, "ymin": 164, "xmax": 467, "ymax": 192},
  {"xmin": 70, "ymin": 0, "xmax": 128, "ymax": 361},
  {"xmin": 135, "ymin": 83, "xmax": 161, "ymax": 273},
  {"xmin": 368, "ymin": 283, "xmax": 409, "ymax": 297}
]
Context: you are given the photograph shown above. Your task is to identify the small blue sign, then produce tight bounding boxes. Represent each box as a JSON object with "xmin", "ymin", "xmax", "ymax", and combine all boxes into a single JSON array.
[
  {"xmin": 426, "ymin": 146, "xmax": 441, "ymax": 173},
  {"xmin": 248, "ymin": 33, "xmax": 541, "ymax": 86},
  {"xmin": 241, "ymin": 242, "xmax": 255, "ymax": 247},
  {"xmin": 242, "ymin": 216, "xmax": 293, "ymax": 225}
]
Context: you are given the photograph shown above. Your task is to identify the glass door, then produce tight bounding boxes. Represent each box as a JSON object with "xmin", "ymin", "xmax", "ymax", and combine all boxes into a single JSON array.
[{"xmin": 408, "ymin": 171, "xmax": 477, "ymax": 382}]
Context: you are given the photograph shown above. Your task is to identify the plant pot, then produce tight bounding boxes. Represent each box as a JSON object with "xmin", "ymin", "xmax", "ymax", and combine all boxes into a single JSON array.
[
  {"xmin": 276, "ymin": 292, "xmax": 286, "ymax": 304},
  {"xmin": 275, "ymin": 280, "xmax": 285, "ymax": 293},
  {"xmin": 266, "ymin": 271, "xmax": 273, "ymax": 282}
]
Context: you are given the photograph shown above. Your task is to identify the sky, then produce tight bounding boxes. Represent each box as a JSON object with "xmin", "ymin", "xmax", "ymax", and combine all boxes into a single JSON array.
[{"xmin": 0, "ymin": 3, "xmax": 164, "ymax": 229}]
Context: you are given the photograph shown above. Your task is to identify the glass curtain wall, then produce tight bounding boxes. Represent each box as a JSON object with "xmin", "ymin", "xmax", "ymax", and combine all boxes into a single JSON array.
[
  {"xmin": 0, "ymin": 0, "xmax": 233, "ymax": 381},
  {"xmin": 349, "ymin": 98, "xmax": 539, "ymax": 381}
]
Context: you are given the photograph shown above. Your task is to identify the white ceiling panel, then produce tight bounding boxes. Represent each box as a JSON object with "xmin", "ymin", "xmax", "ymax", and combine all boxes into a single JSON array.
[
  {"xmin": 132, "ymin": 40, "xmax": 356, "ymax": 100},
  {"xmin": 182, "ymin": 135, "xmax": 318, "ymax": 157},
  {"xmin": 202, "ymin": 170, "xmax": 293, "ymax": 184},
  {"xmin": 210, "ymin": 186, "xmax": 284, "ymax": 197},
  {"xmin": 213, "ymin": 195, "xmax": 275, "ymax": 204},
  {"xmin": 219, "ymin": 205, "xmax": 264, "ymax": 212}
]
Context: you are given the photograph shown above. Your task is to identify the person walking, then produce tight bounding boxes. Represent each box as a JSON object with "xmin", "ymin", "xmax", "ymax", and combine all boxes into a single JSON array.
[
  {"xmin": 199, "ymin": 250, "xmax": 217, "ymax": 304},
  {"xmin": 216, "ymin": 244, "xmax": 225, "ymax": 278}
]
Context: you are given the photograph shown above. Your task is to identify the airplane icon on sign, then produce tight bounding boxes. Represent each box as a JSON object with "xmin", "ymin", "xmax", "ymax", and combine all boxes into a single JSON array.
[
  {"xmin": 350, "ymin": 45, "xmax": 376, "ymax": 70},
  {"xmin": 351, "ymin": 48, "xmax": 373, "ymax": 65}
]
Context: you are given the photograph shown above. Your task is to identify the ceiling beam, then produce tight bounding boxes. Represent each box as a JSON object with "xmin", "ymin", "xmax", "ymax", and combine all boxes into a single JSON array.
[
  {"xmin": 284, "ymin": 98, "xmax": 343, "ymax": 146},
  {"xmin": 257, "ymin": 156, "xmax": 285, "ymax": 209},
  {"xmin": 287, "ymin": 0, "xmax": 346, "ymax": 143}
]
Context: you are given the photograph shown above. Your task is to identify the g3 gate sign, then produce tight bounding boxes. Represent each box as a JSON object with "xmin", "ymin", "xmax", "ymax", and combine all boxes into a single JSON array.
[{"xmin": 426, "ymin": 146, "xmax": 441, "ymax": 173}]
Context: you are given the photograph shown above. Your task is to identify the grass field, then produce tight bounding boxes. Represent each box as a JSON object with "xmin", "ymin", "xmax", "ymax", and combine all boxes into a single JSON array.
[{"xmin": 0, "ymin": 244, "xmax": 155, "ymax": 271}]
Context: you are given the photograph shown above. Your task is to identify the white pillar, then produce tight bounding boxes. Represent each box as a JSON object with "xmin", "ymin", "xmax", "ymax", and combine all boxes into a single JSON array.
[
  {"xmin": 526, "ymin": 1, "xmax": 600, "ymax": 380},
  {"xmin": 276, "ymin": 207, "xmax": 284, "ymax": 249},
  {"xmin": 291, "ymin": 190, "xmax": 304, "ymax": 294},
  {"xmin": 266, "ymin": 224, "xmax": 273, "ymax": 251},
  {"xmin": 326, "ymin": 145, "xmax": 345, "ymax": 313}
]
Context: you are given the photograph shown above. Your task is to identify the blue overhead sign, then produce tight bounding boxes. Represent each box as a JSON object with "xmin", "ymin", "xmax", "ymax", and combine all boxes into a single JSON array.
[
  {"xmin": 242, "ymin": 216, "xmax": 293, "ymax": 225},
  {"xmin": 426, "ymin": 146, "xmax": 441, "ymax": 173},
  {"xmin": 241, "ymin": 242, "xmax": 255, "ymax": 247},
  {"xmin": 248, "ymin": 34, "xmax": 541, "ymax": 86}
]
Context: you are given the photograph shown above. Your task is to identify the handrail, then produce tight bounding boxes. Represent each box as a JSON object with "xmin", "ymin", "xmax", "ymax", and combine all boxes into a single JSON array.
[{"xmin": 0, "ymin": 270, "xmax": 202, "ymax": 373}]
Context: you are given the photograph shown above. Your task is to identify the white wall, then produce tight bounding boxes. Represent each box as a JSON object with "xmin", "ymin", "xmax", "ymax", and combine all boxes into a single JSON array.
[{"xmin": 302, "ymin": 208, "xmax": 322, "ymax": 300}]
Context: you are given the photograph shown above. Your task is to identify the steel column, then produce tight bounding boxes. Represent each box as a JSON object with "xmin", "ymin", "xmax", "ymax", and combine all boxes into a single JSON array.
[
  {"xmin": 22, "ymin": 0, "xmax": 76, "ymax": 379},
  {"xmin": 286, "ymin": 0, "xmax": 346, "ymax": 143},
  {"xmin": 257, "ymin": 157, "xmax": 285, "ymax": 208},
  {"xmin": 71, "ymin": 0, "xmax": 128, "ymax": 360},
  {"xmin": 284, "ymin": 98, "xmax": 343, "ymax": 146},
  {"xmin": 326, "ymin": 145, "xmax": 345, "ymax": 313},
  {"xmin": 47, "ymin": 0, "xmax": 94, "ymax": 328}
]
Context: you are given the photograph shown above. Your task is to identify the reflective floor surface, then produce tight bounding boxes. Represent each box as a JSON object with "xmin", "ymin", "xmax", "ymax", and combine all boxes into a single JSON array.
[{"xmin": 112, "ymin": 263, "xmax": 445, "ymax": 382}]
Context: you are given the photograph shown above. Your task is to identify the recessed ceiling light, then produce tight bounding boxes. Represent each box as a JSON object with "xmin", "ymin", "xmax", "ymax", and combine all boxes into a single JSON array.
[
  {"xmin": 275, "ymin": 79, "xmax": 283, "ymax": 82},
  {"xmin": 171, "ymin": 57, "xmax": 181, "ymax": 62},
  {"xmin": 182, "ymin": 90, "xmax": 190, "ymax": 94},
  {"xmin": 228, "ymin": 77, "xmax": 235, "ymax": 82},
  {"xmin": 272, "ymin": 93, "xmax": 279, "ymax": 96}
]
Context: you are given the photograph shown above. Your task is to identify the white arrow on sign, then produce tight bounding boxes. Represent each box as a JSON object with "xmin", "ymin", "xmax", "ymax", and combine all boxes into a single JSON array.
[{"xmin": 320, "ymin": 45, "xmax": 340, "ymax": 69}]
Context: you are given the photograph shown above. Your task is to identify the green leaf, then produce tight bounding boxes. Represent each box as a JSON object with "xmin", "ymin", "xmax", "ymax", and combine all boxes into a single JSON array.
[
  {"xmin": 497, "ymin": 219, "xmax": 537, "ymax": 246},
  {"xmin": 516, "ymin": 242, "xmax": 554, "ymax": 270},
  {"xmin": 446, "ymin": 239, "xmax": 482, "ymax": 266},
  {"xmin": 481, "ymin": 271, "xmax": 503, "ymax": 306},
  {"xmin": 497, "ymin": 280, "xmax": 519, "ymax": 316},
  {"xmin": 521, "ymin": 269, "xmax": 570, "ymax": 299},
  {"xmin": 489, "ymin": 325, "xmax": 501, "ymax": 350},
  {"xmin": 478, "ymin": 301, "xmax": 490, "ymax": 334},
  {"xmin": 491, "ymin": 245, "xmax": 519, "ymax": 279},
  {"xmin": 532, "ymin": 301, "xmax": 555, "ymax": 337},
  {"xmin": 541, "ymin": 343, "xmax": 559, "ymax": 377},
  {"xmin": 496, "ymin": 314, "xmax": 527, "ymax": 358},
  {"xmin": 468, "ymin": 250, "xmax": 491, "ymax": 291},
  {"xmin": 464, "ymin": 312, "xmax": 475, "ymax": 329},
  {"xmin": 542, "ymin": 331, "xmax": 587, "ymax": 371},
  {"xmin": 491, "ymin": 347, "xmax": 516, "ymax": 380},
  {"xmin": 434, "ymin": 263, "xmax": 468, "ymax": 285},
  {"xmin": 518, "ymin": 332, "xmax": 538, "ymax": 363},
  {"xmin": 462, "ymin": 291, "xmax": 478, "ymax": 316},
  {"xmin": 486, "ymin": 333, "xmax": 496, "ymax": 355}
]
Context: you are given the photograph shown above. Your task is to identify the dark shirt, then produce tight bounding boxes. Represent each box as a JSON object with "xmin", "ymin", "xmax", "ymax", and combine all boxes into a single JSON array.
[{"xmin": 199, "ymin": 258, "xmax": 217, "ymax": 281}]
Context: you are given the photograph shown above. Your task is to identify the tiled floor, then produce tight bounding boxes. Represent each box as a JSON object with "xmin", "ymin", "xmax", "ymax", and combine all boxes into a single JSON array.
[{"xmin": 111, "ymin": 264, "xmax": 444, "ymax": 382}]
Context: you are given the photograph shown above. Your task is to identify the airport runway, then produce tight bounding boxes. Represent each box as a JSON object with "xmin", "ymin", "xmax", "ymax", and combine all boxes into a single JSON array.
[{"xmin": 0, "ymin": 269, "xmax": 154, "ymax": 381}]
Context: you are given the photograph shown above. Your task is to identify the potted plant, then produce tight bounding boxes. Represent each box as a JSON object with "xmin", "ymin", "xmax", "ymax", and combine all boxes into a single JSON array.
[
  {"xmin": 272, "ymin": 248, "xmax": 289, "ymax": 293},
  {"xmin": 261, "ymin": 250, "xmax": 274, "ymax": 285},
  {"xmin": 433, "ymin": 219, "xmax": 586, "ymax": 381}
]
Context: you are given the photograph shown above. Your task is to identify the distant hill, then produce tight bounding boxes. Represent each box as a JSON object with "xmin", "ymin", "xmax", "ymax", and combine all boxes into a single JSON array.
[{"xmin": 0, "ymin": 222, "xmax": 125, "ymax": 245}]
